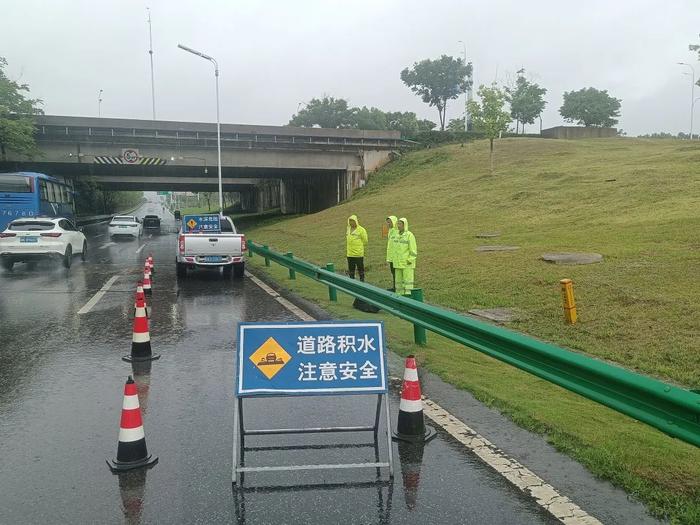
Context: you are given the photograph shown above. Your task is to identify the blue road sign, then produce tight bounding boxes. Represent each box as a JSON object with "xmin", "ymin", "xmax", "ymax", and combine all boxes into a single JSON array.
[
  {"xmin": 182, "ymin": 214, "xmax": 221, "ymax": 233},
  {"xmin": 236, "ymin": 321, "xmax": 387, "ymax": 396}
]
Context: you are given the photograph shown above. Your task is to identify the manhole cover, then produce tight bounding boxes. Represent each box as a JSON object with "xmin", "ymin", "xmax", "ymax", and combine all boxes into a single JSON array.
[{"xmin": 541, "ymin": 253, "xmax": 603, "ymax": 265}]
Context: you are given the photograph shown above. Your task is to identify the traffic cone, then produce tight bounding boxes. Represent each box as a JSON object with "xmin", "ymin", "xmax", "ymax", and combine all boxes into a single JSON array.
[
  {"xmin": 107, "ymin": 376, "xmax": 158, "ymax": 472},
  {"xmin": 398, "ymin": 440, "xmax": 425, "ymax": 511},
  {"xmin": 133, "ymin": 281, "xmax": 150, "ymax": 318},
  {"xmin": 123, "ymin": 294, "xmax": 160, "ymax": 362},
  {"xmin": 142, "ymin": 266, "xmax": 152, "ymax": 296},
  {"xmin": 147, "ymin": 254, "xmax": 155, "ymax": 275},
  {"xmin": 392, "ymin": 355, "xmax": 436, "ymax": 443}
]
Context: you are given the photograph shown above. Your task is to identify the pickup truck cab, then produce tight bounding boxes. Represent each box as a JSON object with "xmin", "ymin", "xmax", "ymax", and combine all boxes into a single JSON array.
[{"xmin": 176, "ymin": 215, "xmax": 246, "ymax": 279}]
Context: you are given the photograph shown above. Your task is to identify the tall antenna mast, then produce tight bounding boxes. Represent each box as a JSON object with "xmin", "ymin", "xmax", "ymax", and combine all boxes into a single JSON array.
[{"xmin": 147, "ymin": 7, "xmax": 156, "ymax": 120}]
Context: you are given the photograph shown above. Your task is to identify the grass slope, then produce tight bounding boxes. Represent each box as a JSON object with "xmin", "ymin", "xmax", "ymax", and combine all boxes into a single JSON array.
[{"xmin": 247, "ymin": 138, "xmax": 700, "ymax": 523}]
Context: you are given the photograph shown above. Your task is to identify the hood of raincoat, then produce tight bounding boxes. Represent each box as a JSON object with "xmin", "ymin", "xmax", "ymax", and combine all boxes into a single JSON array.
[
  {"xmin": 387, "ymin": 216, "xmax": 397, "ymax": 228},
  {"xmin": 348, "ymin": 214, "xmax": 360, "ymax": 229},
  {"xmin": 398, "ymin": 217, "xmax": 409, "ymax": 232}
]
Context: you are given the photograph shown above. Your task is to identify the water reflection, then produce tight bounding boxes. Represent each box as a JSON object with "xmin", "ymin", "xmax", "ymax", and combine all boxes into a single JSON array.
[
  {"xmin": 397, "ymin": 441, "xmax": 425, "ymax": 512},
  {"xmin": 117, "ymin": 468, "xmax": 148, "ymax": 525},
  {"xmin": 131, "ymin": 360, "xmax": 152, "ymax": 415}
]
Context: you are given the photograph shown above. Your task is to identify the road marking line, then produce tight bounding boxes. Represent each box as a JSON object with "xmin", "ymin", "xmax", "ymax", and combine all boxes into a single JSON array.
[
  {"xmin": 247, "ymin": 269, "xmax": 601, "ymax": 525},
  {"xmin": 77, "ymin": 275, "xmax": 120, "ymax": 315},
  {"xmin": 245, "ymin": 271, "xmax": 315, "ymax": 321},
  {"xmin": 99, "ymin": 242, "xmax": 116, "ymax": 249},
  {"xmin": 135, "ymin": 244, "xmax": 146, "ymax": 254}
]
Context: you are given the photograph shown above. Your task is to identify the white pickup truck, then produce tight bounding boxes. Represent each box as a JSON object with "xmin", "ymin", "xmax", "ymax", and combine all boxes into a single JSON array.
[{"xmin": 175, "ymin": 215, "xmax": 246, "ymax": 279}]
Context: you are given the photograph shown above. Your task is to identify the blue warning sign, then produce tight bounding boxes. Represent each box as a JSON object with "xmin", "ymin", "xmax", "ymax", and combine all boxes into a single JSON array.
[
  {"xmin": 236, "ymin": 321, "xmax": 387, "ymax": 397},
  {"xmin": 182, "ymin": 214, "xmax": 221, "ymax": 233}
]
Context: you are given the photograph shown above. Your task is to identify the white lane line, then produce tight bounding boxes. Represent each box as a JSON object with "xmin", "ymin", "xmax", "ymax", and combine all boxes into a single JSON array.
[
  {"xmin": 245, "ymin": 271, "xmax": 315, "ymax": 321},
  {"xmin": 77, "ymin": 275, "xmax": 120, "ymax": 315},
  {"xmin": 419, "ymin": 398, "xmax": 601, "ymax": 525},
  {"xmin": 99, "ymin": 242, "xmax": 116, "ymax": 250},
  {"xmin": 135, "ymin": 244, "xmax": 146, "ymax": 254},
  {"xmin": 94, "ymin": 234, "xmax": 105, "ymax": 239},
  {"xmin": 247, "ymin": 269, "xmax": 601, "ymax": 525}
]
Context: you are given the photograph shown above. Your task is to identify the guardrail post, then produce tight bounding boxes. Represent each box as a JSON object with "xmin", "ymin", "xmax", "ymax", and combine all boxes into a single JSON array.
[
  {"xmin": 410, "ymin": 288, "xmax": 427, "ymax": 345},
  {"xmin": 248, "ymin": 243, "xmax": 253, "ymax": 257},
  {"xmin": 263, "ymin": 245, "xmax": 270, "ymax": 267},
  {"xmin": 325, "ymin": 263, "xmax": 337, "ymax": 301},
  {"xmin": 285, "ymin": 252, "xmax": 296, "ymax": 280}
]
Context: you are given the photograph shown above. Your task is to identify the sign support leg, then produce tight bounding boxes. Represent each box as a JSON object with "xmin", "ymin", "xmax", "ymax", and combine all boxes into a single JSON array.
[
  {"xmin": 232, "ymin": 396, "xmax": 240, "ymax": 485},
  {"xmin": 383, "ymin": 393, "xmax": 394, "ymax": 478}
]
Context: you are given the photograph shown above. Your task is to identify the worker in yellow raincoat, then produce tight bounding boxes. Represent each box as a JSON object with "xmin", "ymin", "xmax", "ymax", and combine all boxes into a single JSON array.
[
  {"xmin": 385, "ymin": 215, "xmax": 398, "ymax": 291},
  {"xmin": 346, "ymin": 214, "xmax": 368, "ymax": 281},
  {"xmin": 393, "ymin": 217, "xmax": 417, "ymax": 296}
]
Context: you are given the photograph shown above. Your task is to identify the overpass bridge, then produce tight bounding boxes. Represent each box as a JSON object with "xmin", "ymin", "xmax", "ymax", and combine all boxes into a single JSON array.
[{"xmin": 1, "ymin": 115, "xmax": 408, "ymax": 213}]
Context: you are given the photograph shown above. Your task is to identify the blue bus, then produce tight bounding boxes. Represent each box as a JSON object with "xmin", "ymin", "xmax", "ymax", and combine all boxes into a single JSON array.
[{"xmin": 0, "ymin": 172, "xmax": 76, "ymax": 231}]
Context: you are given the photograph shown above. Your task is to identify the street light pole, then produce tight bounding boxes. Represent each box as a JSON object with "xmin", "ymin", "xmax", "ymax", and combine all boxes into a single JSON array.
[
  {"xmin": 178, "ymin": 44, "xmax": 223, "ymax": 215},
  {"xmin": 98, "ymin": 89, "xmax": 103, "ymax": 117},
  {"xmin": 147, "ymin": 7, "xmax": 156, "ymax": 120},
  {"xmin": 678, "ymin": 62, "xmax": 695, "ymax": 139},
  {"xmin": 458, "ymin": 40, "xmax": 468, "ymax": 132}
]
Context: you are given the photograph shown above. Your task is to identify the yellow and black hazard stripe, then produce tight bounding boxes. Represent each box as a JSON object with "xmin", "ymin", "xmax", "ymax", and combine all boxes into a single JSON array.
[{"xmin": 93, "ymin": 156, "xmax": 166, "ymax": 165}]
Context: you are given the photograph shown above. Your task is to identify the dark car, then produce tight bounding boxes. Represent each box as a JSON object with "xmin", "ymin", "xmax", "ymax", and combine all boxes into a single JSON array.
[
  {"xmin": 173, "ymin": 210, "xmax": 181, "ymax": 221},
  {"xmin": 143, "ymin": 215, "xmax": 161, "ymax": 231}
]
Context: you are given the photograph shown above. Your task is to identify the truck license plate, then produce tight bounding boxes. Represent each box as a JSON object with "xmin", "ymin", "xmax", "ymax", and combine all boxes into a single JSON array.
[{"xmin": 203, "ymin": 256, "xmax": 221, "ymax": 263}]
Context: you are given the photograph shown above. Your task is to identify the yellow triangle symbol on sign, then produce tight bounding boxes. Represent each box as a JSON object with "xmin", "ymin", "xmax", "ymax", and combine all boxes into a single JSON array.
[
  {"xmin": 187, "ymin": 219, "xmax": 197, "ymax": 229},
  {"xmin": 250, "ymin": 337, "xmax": 291, "ymax": 380}
]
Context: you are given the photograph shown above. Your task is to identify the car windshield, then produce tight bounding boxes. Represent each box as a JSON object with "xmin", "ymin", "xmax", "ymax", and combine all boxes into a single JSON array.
[{"xmin": 8, "ymin": 221, "xmax": 55, "ymax": 231}]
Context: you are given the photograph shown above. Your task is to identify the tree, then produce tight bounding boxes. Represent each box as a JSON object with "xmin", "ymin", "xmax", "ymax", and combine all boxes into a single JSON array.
[
  {"xmin": 467, "ymin": 84, "xmax": 511, "ymax": 171},
  {"xmin": 384, "ymin": 111, "xmax": 435, "ymax": 136},
  {"xmin": 0, "ymin": 57, "xmax": 43, "ymax": 160},
  {"xmin": 505, "ymin": 70, "xmax": 547, "ymax": 134},
  {"xmin": 400, "ymin": 55, "xmax": 472, "ymax": 131},
  {"xmin": 447, "ymin": 117, "xmax": 466, "ymax": 132},
  {"xmin": 289, "ymin": 96, "xmax": 353, "ymax": 128},
  {"xmin": 351, "ymin": 106, "xmax": 388, "ymax": 130},
  {"xmin": 559, "ymin": 87, "xmax": 621, "ymax": 127}
]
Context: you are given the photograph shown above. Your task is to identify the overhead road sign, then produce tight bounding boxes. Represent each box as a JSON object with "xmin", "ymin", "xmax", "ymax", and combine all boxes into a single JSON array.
[
  {"xmin": 233, "ymin": 321, "xmax": 393, "ymax": 486},
  {"xmin": 182, "ymin": 214, "xmax": 221, "ymax": 233}
]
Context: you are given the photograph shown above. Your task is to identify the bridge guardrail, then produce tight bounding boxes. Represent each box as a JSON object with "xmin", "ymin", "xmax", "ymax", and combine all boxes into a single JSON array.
[{"xmin": 248, "ymin": 240, "xmax": 700, "ymax": 448}]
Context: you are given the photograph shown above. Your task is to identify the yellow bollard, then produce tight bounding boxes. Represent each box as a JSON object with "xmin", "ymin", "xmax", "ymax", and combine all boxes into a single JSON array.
[{"xmin": 560, "ymin": 279, "xmax": 577, "ymax": 324}]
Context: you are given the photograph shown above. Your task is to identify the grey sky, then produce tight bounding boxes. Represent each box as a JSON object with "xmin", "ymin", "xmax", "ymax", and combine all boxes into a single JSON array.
[{"xmin": 2, "ymin": 0, "xmax": 699, "ymax": 136}]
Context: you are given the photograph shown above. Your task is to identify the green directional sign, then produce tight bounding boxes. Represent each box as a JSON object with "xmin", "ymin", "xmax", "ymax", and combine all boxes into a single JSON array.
[{"xmin": 157, "ymin": 191, "xmax": 171, "ymax": 196}]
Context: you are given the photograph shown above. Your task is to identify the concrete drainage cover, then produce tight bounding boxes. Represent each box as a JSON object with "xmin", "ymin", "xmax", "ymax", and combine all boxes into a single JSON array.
[
  {"xmin": 541, "ymin": 252, "xmax": 603, "ymax": 265},
  {"xmin": 475, "ymin": 245, "xmax": 520, "ymax": 252},
  {"xmin": 476, "ymin": 232, "xmax": 500, "ymax": 238},
  {"xmin": 469, "ymin": 308, "xmax": 522, "ymax": 323}
]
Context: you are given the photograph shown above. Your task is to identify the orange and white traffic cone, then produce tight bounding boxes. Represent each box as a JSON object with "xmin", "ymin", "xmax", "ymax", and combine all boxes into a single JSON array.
[
  {"xmin": 123, "ymin": 294, "xmax": 160, "ymax": 363},
  {"xmin": 142, "ymin": 265, "xmax": 152, "ymax": 296},
  {"xmin": 147, "ymin": 254, "xmax": 155, "ymax": 275},
  {"xmin": 392, "ymin": 355, "xmax": 436, "ymax": 443},
  {"xmin": 133, "ymin": 281, "xmax": 150, "ymax": 318},
  {"xmin": 107, "ymin": 376, "xmax": 158, "ymax": 472}
]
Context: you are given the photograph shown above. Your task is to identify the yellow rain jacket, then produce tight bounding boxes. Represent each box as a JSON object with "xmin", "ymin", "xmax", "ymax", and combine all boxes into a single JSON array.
[
  {"xmin": 346, "ymin": 214, "xmax": 368, "ymax": 257},
  {"xmin": 393, "ymin": 217, "xmax": 417, "ymax": 269},
  {"xmin": 386, "ymin": 215, "xmax": 398, "ymax": 263}
]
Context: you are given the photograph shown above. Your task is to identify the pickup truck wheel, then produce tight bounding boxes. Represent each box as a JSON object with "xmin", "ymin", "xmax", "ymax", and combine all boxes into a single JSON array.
[
  {"xmin": 176, "ymin": 261, "xmax": 187, "ymax": 278},
  {"xmin": 223, "ymin": 265, "xmax": 233, "ymax": 279},
  {"xmin": 233, "ymin": 263, "xmax": 245, "ymax": 278}
]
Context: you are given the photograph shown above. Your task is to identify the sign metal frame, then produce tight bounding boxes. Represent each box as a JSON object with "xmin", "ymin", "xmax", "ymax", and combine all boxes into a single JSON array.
[{"xmin": 232, "ymin": 321, "xmax": 394, "ymax": 486}]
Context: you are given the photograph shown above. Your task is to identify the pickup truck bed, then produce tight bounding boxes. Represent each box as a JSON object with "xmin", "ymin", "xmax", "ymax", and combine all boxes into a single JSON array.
[{"xmin": 176, "ymin": 216, "xmax": 246, "ymax": 279}]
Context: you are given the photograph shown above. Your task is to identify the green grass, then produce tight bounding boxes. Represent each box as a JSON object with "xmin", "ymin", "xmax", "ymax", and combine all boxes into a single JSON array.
[{"xmin": 246, "ymin": 138, "xmax": 700, "ymax": 523}]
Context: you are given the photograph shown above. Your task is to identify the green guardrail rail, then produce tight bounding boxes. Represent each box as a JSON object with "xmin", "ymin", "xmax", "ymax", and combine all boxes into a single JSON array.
[{"xmin": 248, "ymin": 241, "xmax": 700, "ymax": 448}]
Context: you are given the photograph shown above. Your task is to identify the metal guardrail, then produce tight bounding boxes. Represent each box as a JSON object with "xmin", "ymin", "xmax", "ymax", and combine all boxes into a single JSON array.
[{"xmin": 248, "ymin": 241, "xmax": 700, "ymax": 448}]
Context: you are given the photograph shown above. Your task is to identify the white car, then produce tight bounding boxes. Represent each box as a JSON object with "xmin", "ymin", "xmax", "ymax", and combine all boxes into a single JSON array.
[
  {"xmin": 0, "ymin": 217, "xmax": 87, "ymax": 270},
  {"xmin": 108, "ymin": 215, "xmax": 143, "ymax": 239}
]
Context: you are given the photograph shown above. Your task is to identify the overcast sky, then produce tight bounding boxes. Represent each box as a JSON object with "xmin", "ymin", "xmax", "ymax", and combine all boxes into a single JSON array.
[{"xmin": 2, "ymin": 0, "xmax": 699, "ymax": 136}]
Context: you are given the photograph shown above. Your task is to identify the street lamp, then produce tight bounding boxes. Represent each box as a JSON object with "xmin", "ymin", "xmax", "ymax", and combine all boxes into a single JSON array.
[
  {"xmin": 178, "ymin": 43, "xmax": 223, "ymax": 214},
  {"xmin": 98, "ymin": 89, "xmax": 103, "ymax": 118},
  {"xmin": 458, "ymin": 41, "xmax": 468, "ymax": 131},
  {"xmin": 677, "ymin": 62, "xmax": 695, "ymax": 139}
]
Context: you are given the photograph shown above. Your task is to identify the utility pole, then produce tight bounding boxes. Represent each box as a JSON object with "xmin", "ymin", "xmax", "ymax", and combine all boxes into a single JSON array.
[
  {"xmin": 98, "ymin": 89, "xmax": 103, "ymax": 117},
  {"xmin": 147, "ymin": 7, "xmax": 156, "ymax": 120},
  {"xmin": 458, "ymin": 41, "xmax": 473, "ymax": 132}
]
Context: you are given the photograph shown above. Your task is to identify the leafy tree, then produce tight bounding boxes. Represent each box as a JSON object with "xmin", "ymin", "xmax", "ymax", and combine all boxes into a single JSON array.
[
  {"xmin": 400, "ymin": 55, "xmax": 472, "ymax": 131},
  {"xmin": 467, "ymin": 84, "xmax": 511, "ymax": 171},
  {"xmin": 447, "ymin": 117, "xmax": 466, "ymax": 132},
  {"xmin": 351, "ymin": 106, "xmax": 388, "ymax": 130},
  {"xmin": 559, "ymin": 87, "xmax": 621, "ymax": 127},
  {"xmin": 0, "ymin": 57, "xmax": 43, "ymax": 160},
  {"xmin": 289, "ymin": 96, "xmax": 353, "ymax": 128},
  {"xmin": 384, "ymin": 111, "xmax": 435, "ymax": 136},
  {"xmin": 505, "ymin": 70, "xmax": 547, "ymax": 134}
]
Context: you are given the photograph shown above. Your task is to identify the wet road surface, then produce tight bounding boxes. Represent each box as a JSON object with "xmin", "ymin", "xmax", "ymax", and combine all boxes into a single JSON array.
[{"xmin": 0, "ymin": 198, "xmax": 559, "ymax": 524}]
